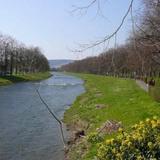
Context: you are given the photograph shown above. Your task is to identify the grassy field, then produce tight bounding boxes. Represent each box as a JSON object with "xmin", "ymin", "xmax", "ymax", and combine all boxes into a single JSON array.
[
  {"xmin": 64, "ymin": 73, "xmax": 160, "ymax": 160},
  {"xmin": 0, "ymin": 72, "xmax": 52, "ymax": 86}
]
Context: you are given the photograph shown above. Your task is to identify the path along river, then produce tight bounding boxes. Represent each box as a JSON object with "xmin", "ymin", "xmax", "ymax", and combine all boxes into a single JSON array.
[{"xmin": 0, "ymin": 72, "xmax": 85, "ymax": 160}]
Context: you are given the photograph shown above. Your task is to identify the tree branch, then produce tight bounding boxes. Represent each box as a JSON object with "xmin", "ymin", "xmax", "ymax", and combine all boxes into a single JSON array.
[{"xmin": 72, "ymin": 0, "xmax": 134, "ymax": 52}]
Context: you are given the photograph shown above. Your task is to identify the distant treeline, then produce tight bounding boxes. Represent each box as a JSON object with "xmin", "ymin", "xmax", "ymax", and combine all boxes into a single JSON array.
[
  {"xmin": 0, "ymin": 34, "xmax": 50, "ymax": 76},
  {"xmin": 61, "ymin": 0, "xmax": 160, "ymax": 78}
]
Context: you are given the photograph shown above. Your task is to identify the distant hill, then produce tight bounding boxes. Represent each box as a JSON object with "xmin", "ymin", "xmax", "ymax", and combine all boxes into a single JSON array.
[{"xmin": 49, "ymin": 59, "xmax": 74, "ymax": 69}]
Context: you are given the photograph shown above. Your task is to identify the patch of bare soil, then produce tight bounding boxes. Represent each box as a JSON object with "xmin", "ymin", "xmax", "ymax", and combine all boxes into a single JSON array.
[
  {"xmin": 95, "ymin": 104, "xmax": 109, "ymax": 109},
  {"xmin": 80, "ymin": 97, "xmax": 88, "ymax": 104},
  {"xmin": 98, "ymin": 120, "xmax": 122, "ymax": 134},
  {"xmin": 65, "ymin": 119, "xmax": 89, "ymax": 144},
  {"xmin": 65, "ymin": 119, "xmax": 89, "ymax": 160},
  {"xmin": 95, "ymin": 93, "xmax": 103, "ymax": 97}
]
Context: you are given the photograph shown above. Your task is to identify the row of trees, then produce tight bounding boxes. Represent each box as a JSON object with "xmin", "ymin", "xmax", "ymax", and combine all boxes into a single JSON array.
[
  {"xmin": 0, "ymin": 34, "xmax": 50, "ymax": 76},
  {"xmin": 61, "ymin": 0, "xmax": 160, "ymax": 78}
]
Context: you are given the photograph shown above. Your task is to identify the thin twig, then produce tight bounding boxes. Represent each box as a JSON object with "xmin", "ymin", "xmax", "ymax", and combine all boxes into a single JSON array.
[{"xmin": 72, "ymin": 0, "xmax": 134, "ymax": 52}]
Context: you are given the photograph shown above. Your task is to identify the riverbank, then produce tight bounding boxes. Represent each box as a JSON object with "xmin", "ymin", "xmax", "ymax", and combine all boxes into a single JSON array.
[
  {"xmin": 64, "ymin": 73, "xmax": 160, "ymax": 160},
  {"xmin": 0, "ymin": 72, "xmax": 84, "ymax": 160},
  {"xmin": 0, "ymin": 72, "xmax": 52, "ymax": 86}
]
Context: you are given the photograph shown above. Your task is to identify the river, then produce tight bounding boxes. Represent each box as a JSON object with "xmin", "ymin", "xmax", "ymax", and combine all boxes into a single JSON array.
[{"xmin": 0, "ymin": 72, "xmax": 85, "ymax": 160}]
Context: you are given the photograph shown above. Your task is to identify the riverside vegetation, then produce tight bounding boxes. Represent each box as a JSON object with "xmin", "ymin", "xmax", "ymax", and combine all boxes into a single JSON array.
[
  {"xmin": 64, "ymin": 73, "xmax": 160, "ymax": 160},
  {"xmin": 97, "ymin": 116, "xmax": 160, "ymax": 160},
  {"xmin": 0, "ymin": 72, "xmax": 51, "ymax": 86},
  {"xmin": 0, "ymin": 33, "xmax": 50, "ymax": 86},
  {"xmin": 61, "ymin": 0, "xmax": 160, "ymax": 159}
]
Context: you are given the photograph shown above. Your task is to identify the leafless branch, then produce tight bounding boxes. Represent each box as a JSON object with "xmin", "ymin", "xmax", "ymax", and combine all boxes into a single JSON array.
[
  {"xmin": 72, "ymin": 0, "xmax": 134, "ymax": 52},
  {"xmin": 71, "ymin": 0, "xmax": 98, "ymax": 14}
]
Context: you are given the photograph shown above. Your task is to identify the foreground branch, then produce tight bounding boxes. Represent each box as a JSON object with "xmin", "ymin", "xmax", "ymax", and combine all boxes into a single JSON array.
[{"xmin": 72, "ymin": 0, "xmax": 134, "ymax": 52}]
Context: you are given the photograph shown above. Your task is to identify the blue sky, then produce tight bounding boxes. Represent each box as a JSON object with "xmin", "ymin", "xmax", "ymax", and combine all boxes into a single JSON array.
[{"xmin": 0, "ymin": 0, "xmax": 140, "ymax": 60}]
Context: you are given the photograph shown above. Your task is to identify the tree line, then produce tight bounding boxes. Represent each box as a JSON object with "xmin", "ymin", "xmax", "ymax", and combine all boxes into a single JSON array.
[
  {"xmin": 0, "ymin": 33, "xmax": 50, "ymax": 76},
  {"xmin": 61, "ymin": 0, "xmax": 160, "ymax": 78}
]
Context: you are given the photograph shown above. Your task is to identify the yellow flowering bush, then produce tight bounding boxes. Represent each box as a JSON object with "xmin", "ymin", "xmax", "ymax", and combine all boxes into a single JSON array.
[{"xmin": 97, "ymin": 117, "xmax": 160, "ymax": 160}]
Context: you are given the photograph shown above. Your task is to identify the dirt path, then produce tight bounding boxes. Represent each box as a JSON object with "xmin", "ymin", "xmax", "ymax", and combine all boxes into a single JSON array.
[{"xmin": 136, "ymin": 80, "xmax": 149, "ymax": 92}]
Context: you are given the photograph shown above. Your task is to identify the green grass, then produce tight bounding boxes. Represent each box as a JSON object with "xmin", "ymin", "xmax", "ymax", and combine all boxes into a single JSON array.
[
  {"xmin": 64, "ymin": 73, "xmax": 160, "ymax": 160},
  {"xmin": 0, "ymin": 72, "xmax": 52, "ymax": 86}
]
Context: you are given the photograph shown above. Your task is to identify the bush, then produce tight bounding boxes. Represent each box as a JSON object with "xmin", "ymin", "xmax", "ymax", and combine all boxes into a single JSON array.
[{"xmin": 97, "ymin": 117, "xmax": 160, "ymax": 160}]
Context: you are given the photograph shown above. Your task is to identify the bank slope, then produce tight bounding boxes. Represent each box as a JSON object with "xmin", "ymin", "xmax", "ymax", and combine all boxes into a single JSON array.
[{"xmin": 0, "ymin": 72, "xmax": 51, "ymax": 86}]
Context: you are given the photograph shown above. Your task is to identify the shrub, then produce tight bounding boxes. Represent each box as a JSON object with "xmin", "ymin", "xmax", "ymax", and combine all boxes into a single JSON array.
[{"xmin": 97, "ymin": 117, "xmax": 160, "ymax": 160}]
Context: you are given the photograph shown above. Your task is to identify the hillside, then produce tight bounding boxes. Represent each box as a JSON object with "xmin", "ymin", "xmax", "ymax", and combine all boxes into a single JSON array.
[{"xmin": 49, "ymin": 59, "xmax": 74, "ymax": 69}]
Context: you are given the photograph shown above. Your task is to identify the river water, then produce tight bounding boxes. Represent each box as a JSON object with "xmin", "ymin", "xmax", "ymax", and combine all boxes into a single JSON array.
[{"xmin": 0, "ymin": 72, "xmax": 84, "ymax": 160}]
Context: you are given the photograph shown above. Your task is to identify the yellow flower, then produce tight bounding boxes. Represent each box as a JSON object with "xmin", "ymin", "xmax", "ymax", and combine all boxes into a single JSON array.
[
  {"xmin": 126, "ymin": 135, "xmax": 131, "ymax": 141},
  {"xmin": 151, "ymin": 120, "xmax": 156, "ymax": 125},
  {"xmin": 125, "ymin": 139, "xmax": 129, "ymax": 144},
  {"xmin": 127, "ymin": 141, "xmax": 132, "ymax": 147},
  {"xmin": 146, "ymin": 118, "xmax": 150, "ymax": 123},
  {"xmin": 142, "ymin": 130, "xmax": 146, "ymax": 134},
  {"xmin": 152, "ymin": 124, "xmax": 157, "ymax": 128},
  {"xmin": 112, "ymin": 148, "xmax": 116, "ymax": 154},
  {"xmin": 134, "ymin": 124, "xmax": 138, "ymax": 129},
  {"xmin": 105, "ymin": 139, "xmax": 110, "ymax": 144},
  {"xmin": 117, "ymin": 135, "xmax": 123, "ymax": 140},
  {"xmin": 105, "ymin": 138, "xmax": 114, "ymax": 145},
  {"xmin": 157, "ymin": 120, "xmax": 160, "ymax": 125},
  {"xmin": 138, "ymin": 136, "xmax": 143, "ymax": 142},
  {"xmin": 151, "ymin": 120, "xmax": 157, "ymax": 128},
  {"xmin": 137, "ymin": 155, "xmax": 143, "ymax": 160},
  {"xmin": 148, "ymin": 142, "xmax": 153, "ymax": 149},
  {"xmin": 120, "ymin": 146, "xmax": 123, "ymax": 151},
  {"xmin": 121, "ymin": 141, "xmax": 125, "ymax": 146},
  {"xmin": 122, "ymin": 139, "xmax": 129, "ymax": 146},
  {"xmin": 153, "ymin": 116, "xmax": 158, "ymax": 120},
  {"xmin": 133, "ymin": 135, "xmax": 137, "ymax": 140},
  {"xmin": 116, "ymin": 153, "xmax": 121, "ymax": 158},
  {"xmin": 140, "ymin": 121, "xmax": 143, "ymax": 125},
  {"xmin": 118, "ymin": 127, "xmax": 123, "ymax": 132},
  {"xmin": 110, "ymin": 138, "xmax": 114, "ymax": 144}
]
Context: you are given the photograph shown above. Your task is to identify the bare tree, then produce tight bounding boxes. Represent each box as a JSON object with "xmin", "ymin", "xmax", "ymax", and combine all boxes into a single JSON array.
[
  {"xmin": 0, "ymin": 33, "xmax": 50, "ymax": 75},
  {"xmin": 62, "ymin": 0, "xmax": 160, "ymax": 78}
]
